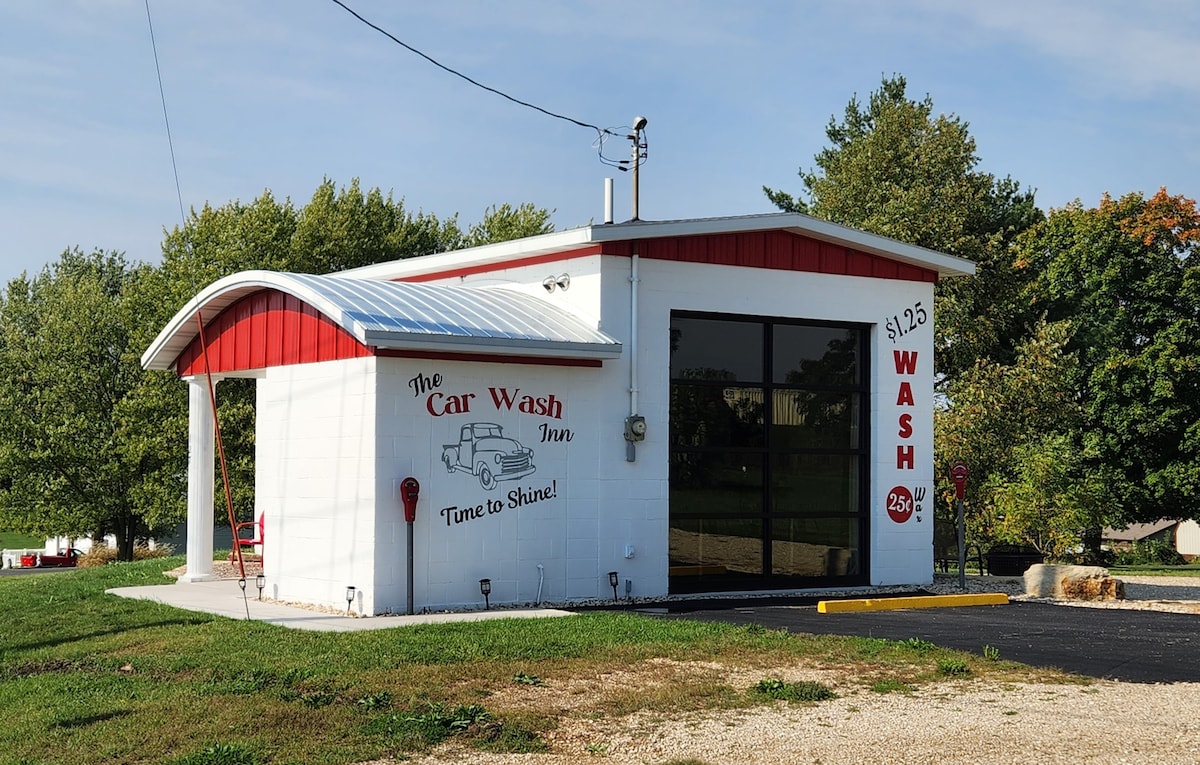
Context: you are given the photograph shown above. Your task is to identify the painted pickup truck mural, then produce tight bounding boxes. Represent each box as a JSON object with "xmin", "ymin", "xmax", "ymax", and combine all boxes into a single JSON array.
[{"xmin": 442, "ymin": 422, "xmax": 536, "ymax": 490}]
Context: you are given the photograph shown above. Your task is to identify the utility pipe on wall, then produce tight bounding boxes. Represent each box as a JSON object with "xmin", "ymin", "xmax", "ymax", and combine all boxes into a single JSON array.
[{"xmin": 626, "ymin": 251, "xmax": 640, "ymax": 462}]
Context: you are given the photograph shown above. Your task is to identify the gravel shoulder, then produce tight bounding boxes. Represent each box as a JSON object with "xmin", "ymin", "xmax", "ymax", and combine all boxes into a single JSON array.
[
  {"xmin": 399, "ymin": 670, "xmax": 1200, "ymax": 765},
  {"xmin": 415, "ymin": 680, "xmax": 1200, "ymax": 765},
  {"xmin": 401, "ymin": 574, "xmax": 1200, "ymax": 765},
  {"xmin": 932, "ymin": 572, "xmax": 1200, "ymax": 614}
]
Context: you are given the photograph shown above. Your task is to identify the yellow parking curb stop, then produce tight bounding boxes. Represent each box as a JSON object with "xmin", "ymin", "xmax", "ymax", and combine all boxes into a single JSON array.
[{"xmin": 818, "ymin": 593, "xmax": 1009, "ymax": 613}]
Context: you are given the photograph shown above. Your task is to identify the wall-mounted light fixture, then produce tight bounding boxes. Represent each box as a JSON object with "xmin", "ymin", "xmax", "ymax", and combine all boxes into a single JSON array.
[
  {"xmin": 608, "ymin": 571, "xmax": 619, "ymax": 601},
  {"xmin": 345, "ymin": 586, "xmax": 356, "ymax": 615},
  {"xmin": 479, "ymin": 578, "xmax": 492, "ymax": 610},
  {"xmin": 255, "ymin": 574, "xmax": 265, "ymax": 600}
]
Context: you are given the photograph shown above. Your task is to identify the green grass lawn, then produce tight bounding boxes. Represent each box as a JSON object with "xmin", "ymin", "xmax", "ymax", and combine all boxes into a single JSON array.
[
  {"xmin": 1109, "ymin": 564, "xmax": 1200, "ymax": 576},
  {"xmin": 0, "ymin": 531, "xmax": 42, "ymax": 549},
  {"xmin": 0, "ymin": 557, "xmax": 1072, "ymax": 765}
]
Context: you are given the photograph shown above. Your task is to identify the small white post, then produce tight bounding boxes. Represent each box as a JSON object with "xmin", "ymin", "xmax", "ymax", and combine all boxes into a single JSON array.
[{"xmin": 604, "ymin": 178, "xmax": 614, "ymax": 224}]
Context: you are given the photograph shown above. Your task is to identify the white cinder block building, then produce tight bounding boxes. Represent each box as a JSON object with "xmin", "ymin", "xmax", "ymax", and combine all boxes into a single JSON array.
[{"xmin": 142, "ymin": 213, "xmax": 974, "ymax": 615}]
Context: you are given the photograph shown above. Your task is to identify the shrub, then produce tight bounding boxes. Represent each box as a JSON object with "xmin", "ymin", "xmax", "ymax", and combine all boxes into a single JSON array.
[
  {"xmin": 1112, "ymin": 539, "xmax": 1185, "ymax": 567},
  {"xmin": 78, "ymin": 543, "xmax": 173, "ymax": 567}
]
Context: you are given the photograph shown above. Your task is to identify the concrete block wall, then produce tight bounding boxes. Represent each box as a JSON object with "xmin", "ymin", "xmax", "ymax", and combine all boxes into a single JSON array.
[
  {"xmin": 372, "ymin": 355, "xmax": 666, "ymax": 612},
  {"xmin": 256, "ymin": 357, "xmax": 379, "ymax": 613},
  {"xmin": 253, "ymin": 249, "xmax": 937, "ymax": 613}
]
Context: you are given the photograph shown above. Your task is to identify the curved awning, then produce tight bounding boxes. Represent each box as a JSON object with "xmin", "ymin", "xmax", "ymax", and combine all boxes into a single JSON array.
[{"xmin": 141, "ymin": 270, "xmax": 622, "ymax": 371}]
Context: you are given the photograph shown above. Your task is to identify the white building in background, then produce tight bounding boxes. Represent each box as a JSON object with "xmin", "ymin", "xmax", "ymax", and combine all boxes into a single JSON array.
[
  {"xmin": 142, "ymin": 213, "xmax": 974, "ymax": 616},
  {"xmin": 1104, "ymin": 519, "xmax": 1200, "ymax": 560}
]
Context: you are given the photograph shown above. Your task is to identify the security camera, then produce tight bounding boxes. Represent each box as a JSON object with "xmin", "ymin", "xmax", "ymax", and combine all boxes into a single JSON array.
[{"xmin": 632, "ymin": 115, "xmax": 648, "ymax": 131}]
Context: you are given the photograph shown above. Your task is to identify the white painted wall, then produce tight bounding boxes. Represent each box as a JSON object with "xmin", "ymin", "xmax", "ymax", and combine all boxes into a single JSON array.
[
  {"xmin": 1178, "ymin": 520, "xmax": 1200, "ymax": 557},
  {"xmin": 44, "ymin": 535, "xmax": 106, "ymax": 555},
  {"xmin": 257, "ymin": 250, "xmax": 937, "ymax": 613},
  {"xmin": 256, "ymin": 357, "xmax": 379, "ymax": 613},
  {"xmin": 617, "ymin": 255, "xmax": 935, "ymax": 587},
  {"xmin": 371, "ymin": 354, "xmax": 663, "ymax": 612}
]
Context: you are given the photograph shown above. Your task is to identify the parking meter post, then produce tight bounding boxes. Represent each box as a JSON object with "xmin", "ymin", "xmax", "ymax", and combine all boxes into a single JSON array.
[
  {"xmin": 957, "ymin": 497, "xmax": 965, "ymax": 590},
  {"xmin": 950, "ymin": 462, "xmax": 970, "ymax": 590},
  {"xmin": 400, "ymin": 477, "xmax": 420, "ymax": 616},
  {"xmin": 406, "ymin": 520, "xmax": 414, "ymax": 615}
]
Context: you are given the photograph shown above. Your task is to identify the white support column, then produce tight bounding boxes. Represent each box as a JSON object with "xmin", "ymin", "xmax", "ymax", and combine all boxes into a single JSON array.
[{"xmin": 180, "ymin": 375, "xmax": 218, "ymax": 582}]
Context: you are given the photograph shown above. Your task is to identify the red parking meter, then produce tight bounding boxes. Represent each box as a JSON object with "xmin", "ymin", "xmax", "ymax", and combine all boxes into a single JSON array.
[
  {"xmin": 949, "ymin": 461, "xmax": 969, "ymax": 589},
  {"xmin": 401, "ymin": 477, "xmax": 420, "ymax": 615},
  {"xmin": 950, "ymin": 462, "xmax": 969, "ymax": 499},
  {"xmin": 400, "ymin": 477, "xmax": 420, "ymax": 523}
]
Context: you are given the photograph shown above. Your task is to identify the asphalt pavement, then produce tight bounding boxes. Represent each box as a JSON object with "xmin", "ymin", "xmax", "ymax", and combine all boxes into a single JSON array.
[
  {"xmin": 0, "ymin": 565, "xmax": 74, "ymax": 577},
  {"xmin": 650, "ymin": 599, "xmax": 1200, "ymax": 684}
]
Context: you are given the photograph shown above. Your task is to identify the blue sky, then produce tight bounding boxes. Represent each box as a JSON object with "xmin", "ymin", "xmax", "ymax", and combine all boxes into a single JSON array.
[{"xmin": 2, "ymin": 1, "xmax": 1198, "ymax": 286}]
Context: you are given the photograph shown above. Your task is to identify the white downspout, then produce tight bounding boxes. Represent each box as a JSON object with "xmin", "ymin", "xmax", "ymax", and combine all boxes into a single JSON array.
[{"xmin": 627, "ymin": 251, "xmax": 640, "ymax": 462}]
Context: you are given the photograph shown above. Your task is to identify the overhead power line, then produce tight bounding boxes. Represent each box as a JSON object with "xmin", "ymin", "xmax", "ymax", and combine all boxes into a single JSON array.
[
  {"xmin": 145, "ymin": 0, "xmax": 187, "ymax": 227},
  {"xmin": 328, "ymin": 0, "xmax": 618, "ymax": 140}
]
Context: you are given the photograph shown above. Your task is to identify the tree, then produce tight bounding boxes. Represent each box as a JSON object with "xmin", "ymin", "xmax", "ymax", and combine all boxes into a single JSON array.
[
  {"xmin": 932, "ymin": 319, "xmax": 1099, "ymax": 555},
  {"xmin": 0, "ymin": 180, "xmax": 556, "ymax": 559},
  {"xmin": 1015, "ymin": 189, "xmax": 1200, "ymax": 526},
  {"xmin": 765, "ymin": 75, "xmax": 1042, "ymax": 381},
  {"xmin": 123, "ymin": 180, "xmax": 557, "ymax": 542},
  {"xmin": 987, "ymin": 434, "xmax": 1106, "ymax": 560},
  {"xmin": 459, "ymin": 203, "xmax": 554, "ymax": 249},
  {"xmin": 0, "ymin": 250, "xmax": 155, "ymax": 558},
  {"xmin": 289, "ymin": 179, "xmax": 465, "ymax": 274}
]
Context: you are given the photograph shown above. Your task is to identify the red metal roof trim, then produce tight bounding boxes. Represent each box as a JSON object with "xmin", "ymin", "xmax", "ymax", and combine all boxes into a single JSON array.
[
  {"xmin": 175, "ymin": 289, "xmax": 370, "ymax": 376},
  {"xmin": 399, "ymin": 245, "xmax": 606, "ymax": 283},
  {"xmin": 398, "ymin": 232, "xmax": 937, "ymax": 284},
  {"xmin": 598, "ymin": 231, "xmax": 938, "ymax": 282}
]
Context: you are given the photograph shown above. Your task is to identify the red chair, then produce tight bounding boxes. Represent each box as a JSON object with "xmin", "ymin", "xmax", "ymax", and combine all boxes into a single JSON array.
[{"xmin": 231, "ymin": 515, "xmax": 265, "ymax": 563}]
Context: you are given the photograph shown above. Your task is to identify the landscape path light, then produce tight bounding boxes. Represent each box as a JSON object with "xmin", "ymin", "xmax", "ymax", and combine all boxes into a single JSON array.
[
  {"xmin": 479, "ymin": 578, "xmax": 492, "ymax": 610},
  {"xmin": 345, "ymin": 586, "xmax": 356, "ymax": 615}
]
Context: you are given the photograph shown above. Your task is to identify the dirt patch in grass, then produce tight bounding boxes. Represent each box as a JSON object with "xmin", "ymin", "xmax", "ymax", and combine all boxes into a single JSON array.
[{"xmin": 482, "ymin": 657, "xmax": 847, "ymax": 718}]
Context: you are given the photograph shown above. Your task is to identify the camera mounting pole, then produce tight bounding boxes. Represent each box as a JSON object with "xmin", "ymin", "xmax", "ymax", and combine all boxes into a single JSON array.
[{"xmin": 629, "ymin": 116, "xmax": 647, "ymax": 221}]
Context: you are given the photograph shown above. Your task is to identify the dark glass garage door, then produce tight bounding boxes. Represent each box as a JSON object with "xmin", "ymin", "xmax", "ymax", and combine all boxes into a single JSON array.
[{"xmin": 668, "ymin": 312, "xmax": 869, "ymax": 592}]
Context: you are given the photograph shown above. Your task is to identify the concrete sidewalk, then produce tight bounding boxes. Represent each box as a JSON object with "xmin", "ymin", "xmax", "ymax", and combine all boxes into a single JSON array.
[{"xmin": 107, "ymin": 579, "xmax": 572, "ymax": 632}]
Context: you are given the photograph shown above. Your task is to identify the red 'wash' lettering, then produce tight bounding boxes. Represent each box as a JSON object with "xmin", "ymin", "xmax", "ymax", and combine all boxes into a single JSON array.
[{"xmin": 893, "ymin": 349, "xmax": 918, "ymax": 375}]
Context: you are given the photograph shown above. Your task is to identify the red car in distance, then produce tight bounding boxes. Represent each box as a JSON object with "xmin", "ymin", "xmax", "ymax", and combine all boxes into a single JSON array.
[{"xmin": 36, "ymin": 548, "xmax": 82, "ymax": 567}]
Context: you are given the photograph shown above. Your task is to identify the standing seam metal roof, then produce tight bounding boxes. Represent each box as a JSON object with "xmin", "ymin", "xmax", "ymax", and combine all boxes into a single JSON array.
[{"xmin": 140, "ymin": 270, "xmax": 622, "ymax": 371}]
